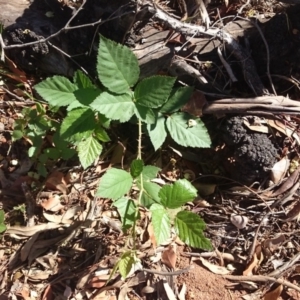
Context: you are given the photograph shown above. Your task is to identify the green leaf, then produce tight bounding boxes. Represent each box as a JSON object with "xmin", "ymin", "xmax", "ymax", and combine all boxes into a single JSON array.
[
  {"xmin": 160, "ymin": 86, "xmax": 193, "ymax": 114},
  {"xmin": 150, "ymin": 203, "xmax": 170, "ymax": 245},
  {"xmin": 119, "ymin": 251, "xmax": 136, "ymax": 279},
  {"xmin": 134, "ymin": 104, "xmax": 156, "ymax": 124},
  {"xmin": 68, "ymin": 88, "xmax": 102, "ymax": 110},
  {"xmin": 98, "ymin": 36, "xmax": 140, "ymax": 93},
  {"xmin": 61, "ymin": 148, "xmax": 76, "ymax": 160},
  {"xmin": 166, "ymin": 112, "xmax": 211, "ymax": 148},
  {"xmin": 139, "ymin": 181, "xmax": 161, "ymax": 208},
  {"xmin": 159, "ymin": 179, "xmax": 197, "ymax": 209},
  {"xmin": 98, "ymin": 113, "xmax": 111, "ymax": 129},
  {"xmin": 43, "ymin": 148, "xmax": 61, "ymax": 160},
  {"xmin": 77, "ymin": 136, "xmax": 103, "ymax": 169},
  {"xmin": 140, "ymin": 165, "xmax": 161, "ymax": 181},
  {"xmin": 130, "ymin": 159, "xmax": 144, "ymax": 178},
  {"xmin": 134, "ymin": 76, "xmax": 176, "ymax": 108},
  {"xmin": 37, "ymin": 162, "xmax": 48, "ymax": 177},
  {"xmin": 94, "ymin": 127, "xmax": 110, "ymax": 142},
  {"xmin": 96, "ymin": 168, "xmax": 133, "ymax": 200},
  {"xmin": 0, "ymin": 210, "xmax": 5, "ymax": 223},
  {"xmin": 174, "ymin": 211, "xmax": 212, "ymax": 250},
  {"xmin": 0, "ymin": 223, "xmax": 6, "ymax": 233},
  {"xmin": 34, "ymin": 76, "xmax": 77, "ymax": 107},
  {"xmin": 90, "ymin": 91, "xmax": 135, "ymax": 122},
  {"xmin": 73, "ymin": 70, "xmax": 94, "ymax": 88},
  {"xmin": 114, "ymin": 197, "xmax": 137, "ymax": 231},
  {"xmin": 147, "ymin": 114, "xmax": 167, "ymax": 151},
  {"xmin": 12, "ymin": 129, "xmax": 23, "ymax": 141},
  {"xmin": 60, "ymin": 108, "xmax": 96, "ymax": 143}
]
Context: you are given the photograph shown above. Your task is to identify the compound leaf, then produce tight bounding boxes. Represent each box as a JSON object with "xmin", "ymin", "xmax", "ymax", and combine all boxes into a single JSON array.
[
  {"xmin": 119, "ymin": 251, "xmax": 136, "ymax": 279},
  {"xmin": 130, "ymin": 159, "xmax": 144, "ymax": 178},
  {"xmin": 60, "ymin": 108, "xmax": 96, "ymax": 143},
  {"xmin": 150, "ymin": 203, "xmax": 171, "ymax": 245},
  {"xmin": 77, "ymin": 136, "xmax": 102, "ymax": 169},
  {"xmin": 139, "ymin": 181, "xmax": 161, "ymax": 208},
  {"xmin": 175, "ymin": 211, "xmax": 212, "ymax": 250},
  {"xmin": 96, "ymin": 168, "xmax": 133, "ymax": 200},
  {"xmin": 160, "ymin": 86, "xmax": 193, "ymax": 114},
  {"xmin": 166, "ymin": 112, "xmax": 211, "ymax": 148},
  {"xmin": 159, "ymin": 179, "xmax": 197, "ymax": 209},
  {"xmin": 90, "ymin": 91, "xmax": 134, "ymax": 123},
  {"xmin": 147, "ymin": 114, "xmax": 167, "ymax": 151},
  {"xmin": 134, "ymin": 76, "xmax": 176, "ymax": 108},
  {"xmin": 35, "ymin": 76, "xmax": 77, "ymax": 107},
  {"xmin": 114, "ymin": 197, "xmax": 137, "ymax": 231},
  {"xmin": 140, "ymin": 165, "xmax": 161, "ymax": 181},
  {"xmin": 98, "ymin": 36, "xmax": 139, "ymax": 93},
  {"xmin": 73, "ymin": 70, "xmax": 94, "ymax": 89}
]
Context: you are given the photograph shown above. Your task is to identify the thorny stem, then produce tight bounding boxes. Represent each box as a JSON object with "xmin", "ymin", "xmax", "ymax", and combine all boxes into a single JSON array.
[
  {"xmin": 132, "ymin": 119, "xmax": 143, "ymax": 251},
  {"xmin": 137, "ymin": 118, "xmax": 142, "ymax": 160}
]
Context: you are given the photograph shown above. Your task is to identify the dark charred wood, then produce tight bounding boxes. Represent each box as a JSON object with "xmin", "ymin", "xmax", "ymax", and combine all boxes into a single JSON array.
[{"xmin": 1, "ymin": 0, "xmax": 300, "ymax": 98}]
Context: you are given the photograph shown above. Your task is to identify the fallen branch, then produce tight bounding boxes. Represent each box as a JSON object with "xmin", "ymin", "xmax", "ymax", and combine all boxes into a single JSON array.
[
  {"xmin": 203, "ymin": 96, "xmax": 300, "ymax": 114},
  {"xmin": 148, "ymin": 4, "xmax": 267, "ymax": 95},
  {"xmin": 223, "ymin": 274, "xmax": 300, "ymax": 292}
]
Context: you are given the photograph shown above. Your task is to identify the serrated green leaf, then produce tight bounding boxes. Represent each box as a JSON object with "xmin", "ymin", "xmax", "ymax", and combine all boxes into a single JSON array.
[
  {"xmin": 77, "ymin": 136, "xmax": 102, "ymax": 169},
  {"xmin": 130, "ymin": 159, "xmax": 144, "ymax": 178},
  {"xmin": 166, "ymin": 112, "xmax": 211, "ymax": 148},
  {"xmin": 68, "ymin": 88, "xmax": 102, "ymax": 110},
  {"xmin": 90, "ymin": 91, "xmax": 135, "ymax": 122},
  {"xmin": 160, "ymin": 86, "xmax": 193, "ymax": 114},
  {"xmin": 139, "ymin": 181, "xmax": 161, "ymax": 208},
  {"xmin": 134, "ymin": 104, "xmax": 156, "ymax": 124},
  {"xmin": 0, "ymin": 210, "xmax": 4, "ymax": 223},
  {"xmin": 174, "ymin": 211, "xmax": 212, "ymax": 250},
  {"xmin": 0, "ymin": 223, "xmax": 6, "ymax": 233},
  {"xmin": 94, "ymin": 127, "xmax": 110, "ymax": 142},
  {"xmin": 147, "ymin": 114, "xmax": 167, "ymax": 151},
  {"xmin": 34, "ymin": 76, "xmax": 77, "ymax": 107},
  {"xmin": 134, "ymin": 76, "xmax": 176, "ymax": 108},
  {"xmin": 140, "ymin": 165, "xmax": 161, "ymax": 181},
  {"xmin": 73, "ymin": 70, "xmax": 94, "ymax": 88},
  {"xmin": 150, "ymin": 203, "xmax": 170, "ymax": 245},
  {"xmin": 96, "ymin": 168, "xmax": 133, "ymax": 200},
  {"xmin": 98, "ymin": 36, "xmax": 140, "ymax": 93},
  {"xmin": 114, "ymin": 197, "xmax": 137, "ymax": 231},
  {"xmin": 60, "ymin": 108, "xmax": 96, "ymax": 143},
  {"xmin": 159, "ymin": 179, "xmax": 197, "ymax": 209},
  {"xmin": 119, "ymin": 251, "xmax": 136, "ymax": 279}
]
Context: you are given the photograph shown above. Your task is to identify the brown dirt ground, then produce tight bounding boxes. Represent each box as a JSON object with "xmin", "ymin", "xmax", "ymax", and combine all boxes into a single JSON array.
[{"xmin": 177, "ymin": 253, "xmax": 245, "ymax": 300}]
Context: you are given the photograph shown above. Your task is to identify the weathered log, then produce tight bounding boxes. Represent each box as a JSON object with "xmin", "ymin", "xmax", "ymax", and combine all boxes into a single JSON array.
[
  {"xmin": 0, "ymin": 0, "xmax": 29, "ymax": 27},
  {"xmin": 1, "ymin": 0, "xmax": 300, "ymax": 98}
]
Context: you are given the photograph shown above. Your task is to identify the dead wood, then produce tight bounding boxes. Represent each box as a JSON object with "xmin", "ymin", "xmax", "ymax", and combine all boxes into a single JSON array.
[
  {"xmin": 203, "ymin": 96, "xmax": 300, "ymax": 115},
  {"xmin": 1, "ymin": 0, "xmax": 300, "ymax": 113}
]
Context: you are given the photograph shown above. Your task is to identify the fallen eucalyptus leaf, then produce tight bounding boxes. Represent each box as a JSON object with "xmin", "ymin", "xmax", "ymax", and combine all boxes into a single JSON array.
[
  {"xmin": 199, "ymin": 257, "xmax": 230, "ymax": 275},
  {"xmin": 270, "ymin": 157, "xmax": 289, "ymax": 184}
]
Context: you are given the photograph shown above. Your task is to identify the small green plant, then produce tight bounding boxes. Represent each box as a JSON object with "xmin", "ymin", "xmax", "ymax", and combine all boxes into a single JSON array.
[
  {"xmin": 0, "ymin": 210, "xmax": 7, "ymax": 233},
  {"xmin": 13, "ymin": 35, "xmax": 213, "ymax": 278},
  {"xmin": 13, "ymin": 35, "xmax": 211, "ymax": 174},
  {"xmin": 97, "ymin": 159, "xmax": 212, "ymax": 279},
  {"xmin": 13, "ymin": 103, "xmax": 76, "ymax": 176}
]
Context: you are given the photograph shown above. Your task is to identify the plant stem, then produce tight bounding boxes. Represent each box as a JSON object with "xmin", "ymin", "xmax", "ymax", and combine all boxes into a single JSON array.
[
  {"xmin": 137, "ymin": 118, "xmax": 142, "ymax": 160},
  {"xmin": 132, "ymin": 119, "xmax": 144, "ymax": 250}
]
